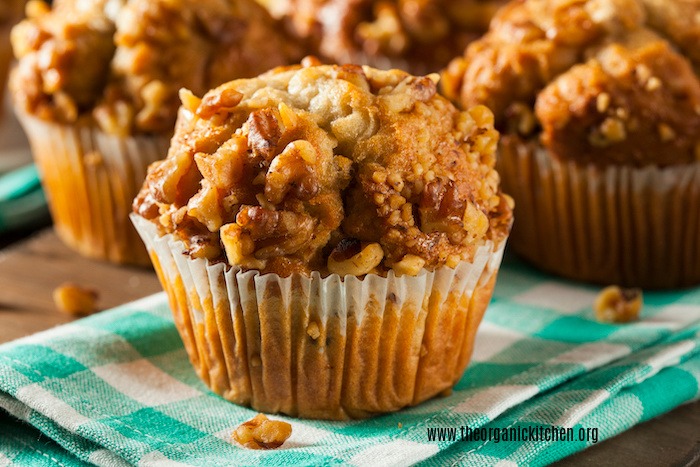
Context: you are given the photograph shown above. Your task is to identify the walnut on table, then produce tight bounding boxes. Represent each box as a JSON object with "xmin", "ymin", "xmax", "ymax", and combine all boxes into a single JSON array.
[
  {"xmin": 52, "ymin": 283, "xmax": 99, "ymax": 317},
  {"xmin": 594, "ymin": 285, "xmax": 643, "ymax": 323},
  {"xmin": 232, "ymin": 413, "xmax": 292, "ymax": 450}
]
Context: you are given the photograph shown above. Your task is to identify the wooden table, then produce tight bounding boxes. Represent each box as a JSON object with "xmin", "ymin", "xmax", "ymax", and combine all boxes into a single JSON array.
[{"xmin": 1, "ymin": 230, "xmax": 698, "ymax": 465}]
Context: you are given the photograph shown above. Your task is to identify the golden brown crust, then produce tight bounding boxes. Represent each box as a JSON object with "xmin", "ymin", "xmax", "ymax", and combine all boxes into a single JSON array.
[
  {"xmin": 10, "ymin": 0, "xmax": 301, "ymax": 135},
  {"xmin": 441, "ymin": 0, "xmax": 700, "ymax": 167},
  {"xmin": 641, "ymin": 0, "xmax": 700, "ymax": 72},
  {"xmin": 134, "ymin": 62, "xmax": 513, "ymax": 276},
  {"xmin": 537, "ymin": 33, "xmax": 700, "ymax": 165},
  {"xmin": 268, "ymin": 0, "xmax": 507, "ymax": 74},
  {"xmin": 11, "ymin": 0, "xmax": 117, "ymax": 122}
]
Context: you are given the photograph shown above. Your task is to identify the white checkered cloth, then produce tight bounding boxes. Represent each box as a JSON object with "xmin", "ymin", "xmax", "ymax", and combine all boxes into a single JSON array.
[{"xmin": 1, "ymin": 258, "xmax": 699, "ymax": 466}]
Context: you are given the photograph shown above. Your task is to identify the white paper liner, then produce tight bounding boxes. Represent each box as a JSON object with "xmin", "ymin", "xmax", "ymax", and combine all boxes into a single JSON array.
[
  {"xmin": 17, "ymin": 111, "xmax": 171, "ymax": 265},
  {"xmin": 132, "ymin": 214, "xmax": 507, "ymax": 419},
  {"xmin": 498, "ymin": 138, "xmax": 700, "ymax": 288}
]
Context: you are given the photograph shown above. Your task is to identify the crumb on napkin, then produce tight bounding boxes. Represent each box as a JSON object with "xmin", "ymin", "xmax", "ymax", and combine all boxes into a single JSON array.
[
  {"xmin": 232, "ymin": 414, "xmax": 292, "ymax": 450},
  {"xmin": 52, "ymin": 283, "xmax": 99, "ymax": 316},
  {"xmin": 594, "ymin": 285, "xmax": 642, "ymax": 323}
]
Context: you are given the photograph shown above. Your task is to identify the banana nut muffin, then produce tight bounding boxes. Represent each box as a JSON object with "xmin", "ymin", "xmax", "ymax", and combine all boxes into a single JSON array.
[
  {"xmin": 10, "ymin": 0, "xmax": 301, "ymax": 265},
  {"xmin": 12, "ymin": 0, "xmax": 301, "ymax": 135},
  {"xmin": 442, "ymin": 0, "xmax": 700, "ymax": 288},
  {"xmin": 131, "ymin": 60, "xmax": 513, "ymax": 418},
  {"xmin": 263, "ymin": 0, "xmax": 508, "ymax": 75},
  {"xmin": 134, "ymin": 60, "xmax": 513, "ymax": 277}
]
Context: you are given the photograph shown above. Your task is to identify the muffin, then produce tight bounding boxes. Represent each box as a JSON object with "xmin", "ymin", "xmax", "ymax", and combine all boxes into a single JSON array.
[
  {"xmin": 0, "ymin": 0, "xmax": 25, "ymax": 105},
  {"xmin": 10, "ymin": 0, "xmax": 300, "ymax": 265},
  {"xmin": 263, "ymin": 0, "xmax": 508, "ymax": 74},
  {"xmin": 442, "ymin": 0, "xmax": 700, "ymax": 289},
  {"xmin": 131, "ymin": 60, "xmax": 513, "ymax": 419}
]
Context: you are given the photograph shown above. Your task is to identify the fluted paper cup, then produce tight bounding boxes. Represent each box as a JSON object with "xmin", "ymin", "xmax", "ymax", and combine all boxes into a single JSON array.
[
  {"xmin": 132, "ymin": 214, "xmax": 507, "ymax": 420},
  {"xmin": 498, "ymin": 135, "xmax": 700, "ymax": 289},
  {"xmin": 17, "ymin": 112, "xmax": 170, "ymax": 265}
]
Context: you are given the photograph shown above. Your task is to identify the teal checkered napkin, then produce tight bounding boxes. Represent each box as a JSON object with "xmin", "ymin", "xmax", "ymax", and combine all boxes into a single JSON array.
[
  {"xmin": 0, "ymin": 164, "xmax": 50, "ymax": 234},
  {"xmin": 1, "ymin": 258, "xmax": 699, "ymax": 466}
]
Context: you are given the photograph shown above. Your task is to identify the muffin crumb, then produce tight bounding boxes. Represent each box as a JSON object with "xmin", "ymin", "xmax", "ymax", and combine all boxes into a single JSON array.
[
  {"xmin": 645, "ymin": 76, "xmax": 662, "ymax": 92},
  {"xmin": 596, "ymin": 93, "xmax": 611, "ymax": 113},
  {"xmin": 232, "ymin": 414, "xmax": 292, "ymax": 450},
  {"xmin": 306, "ymin": 322, "xmax": 320, "ymax": 340},
  {"xmin": 657, "ymin": 123, "xmax": 675, "ymax": 142},
  {"xmin": 594, "ymin": 286, "xmax": 642, "ymax": 323},
  {"xmin": 53, "ymin": 283, "xmax": 99, "ymax": 316}
]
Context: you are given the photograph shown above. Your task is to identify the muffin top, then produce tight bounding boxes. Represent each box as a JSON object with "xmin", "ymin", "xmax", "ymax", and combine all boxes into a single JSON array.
[
  {"xmin": 265, "ymin": 0, "xmax": 507, "ymax": 75},
  {"xmin": 441, "ymin": 0, "xmax": 700, "ymax": 167},
  {"xmin": 10, "ymin": 0, "xmax": 301, "ymax": 135},
  {"xmin": 133, "ymin": 60, "xmax": 513, "ymax": 277}
]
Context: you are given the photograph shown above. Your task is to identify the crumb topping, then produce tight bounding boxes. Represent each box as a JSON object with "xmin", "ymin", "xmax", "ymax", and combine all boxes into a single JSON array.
[
  {"xmin": 441, "ymin": 0, "xmax": 700, "ymax": 167},
  {"xmin": 267, "ymin": 0, "xmax": 508, "ymax": 74},
  {"xmin": 134, "ymin": 62, "xmax": 513, "ymax": 277},
  {"xmin": 10, "ymin": 0, "xmax": 301, "ymax": 135}
]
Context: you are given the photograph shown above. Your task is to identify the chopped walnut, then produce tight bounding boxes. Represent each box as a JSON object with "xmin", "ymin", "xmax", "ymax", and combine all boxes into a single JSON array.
[
  {"xmin": 10, "ymin": 0, "xmax": 301, "ymax": 134},
  {"xmin": 392, "ymin": 254, "xmax": 426, "ymax": 276},
  {"xmin": 594, "ymin": 286, "xmax": 642, "ymax": 323},
  {"xmin": 443, "ymin": 0, "xmax": 700, "ymax": 167},
  {"xmin": 596, "ymin": 93, "xmax": 611, "ymax": 113},
  {"xmin": 274, "ymin": 0, "xmax": 507, "ymax": 75},
  {"xmin": 589, "ymin": 117, "xmax": 627, "ymax": 147},
  {"xmin": 134, "ymin": 63, "xmax": 513, "ymax": 277},
  {"xmin": 328, "ymin": 241, "xmax": 384, "ymax": 276},
  {"xmin": 657, "ymin": 123, "xmax": 675, "ymax": 142},
  {"xmin": 232, "ymin": 414, "xmax": 292, "ymax": 450},
  {"xmin": 52, "ymin": 283, "xmax": 99, "ymax": 317}
]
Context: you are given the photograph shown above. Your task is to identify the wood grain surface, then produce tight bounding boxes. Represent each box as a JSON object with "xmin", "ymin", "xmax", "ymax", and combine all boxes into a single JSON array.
[{"xmin": 0, "ymin": 230, "xmax": 698, "ymax": 465}]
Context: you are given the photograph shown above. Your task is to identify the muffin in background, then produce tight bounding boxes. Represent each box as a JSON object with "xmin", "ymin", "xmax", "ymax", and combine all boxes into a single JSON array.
[
  {"xmin": 262, "ymin": 0, "xmax": 508, "ymax": 74},
  {"xmin": 0, "ymin": 0, "xmax": 26, "ymax": 106},
  {"xmin": 10, "ymin": 0, "xmax": 301, "ymax": 265},
  {"xmin": 442, "ymin": 0, "xmax": 700, "ymax": 289},
  {"xmin": 132, "ymin": 60, "xmax": 513, "ymax": 419}
]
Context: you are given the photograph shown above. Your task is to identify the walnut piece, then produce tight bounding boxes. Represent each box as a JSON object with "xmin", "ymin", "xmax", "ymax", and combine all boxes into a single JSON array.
[
  {"xmin": 52, "ymin": 283, "xmax": 99, "ymax": 317},
  {"xmin": 134, "ymin": 63, "xmax": 513, "ymax": 277},
  {"xmin": 232, "ymin": 414, "xmax": 292, "ymax": 450},
  {"xmin": 327, "ymin": 241, "xmax": 384, "ymax": 277},
  {"xmin": 594, "ymin": 285, "xmax": 642, "ymax": 323}
]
